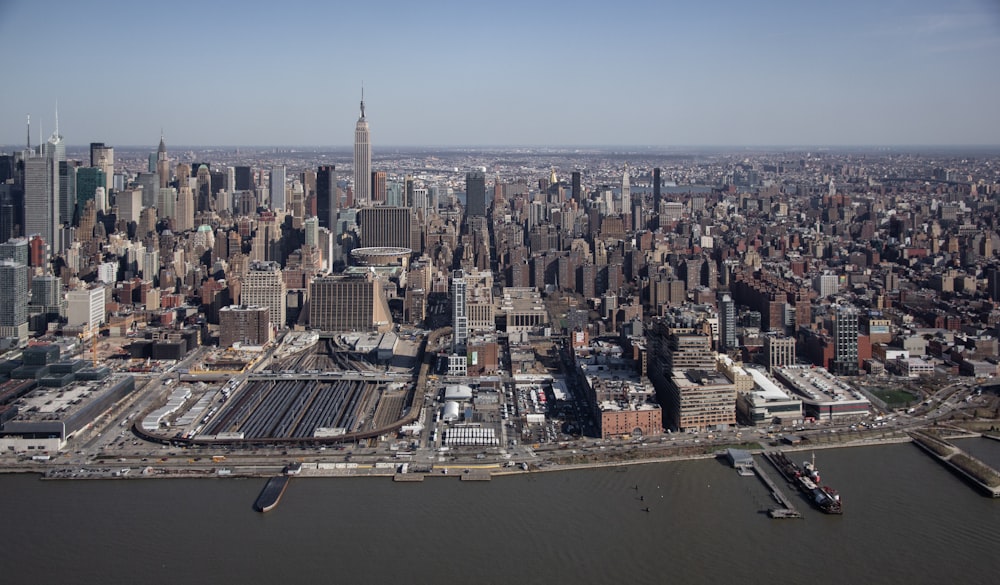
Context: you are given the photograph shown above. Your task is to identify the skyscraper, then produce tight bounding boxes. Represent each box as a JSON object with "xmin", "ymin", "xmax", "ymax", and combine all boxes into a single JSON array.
[
  {"xmin": 195, "ymin": 164, "xmax": 212, "ymax": 212},
  {"xmin": 371, "ymin": 171, "xmax": 387, "ymax": 204},
  {"xmin": 353, "ymin": 91, "xmax": 371, "ymax": 206},
  {"xmin": 24, "ymin": 152, "xmax": 57, "ymax": 255},
  {"xmin": 175, "ymin": 163, "xmax": 194, "ymax": 232},
  {"xmin": 75, "ymin": 167, "xmax": 105, "ymax": 221},
  {"xmin": 620, "ymin": 163, "xmax": 631, "ymax": 216},
  {"xmin": 653, "ymin": 167, "xmax": 661, "ymax": 208},
  {"xmin": 156, "ymin": 134, "xmax": 170, "ymax": 188},
  {"xmin": 571, "ymin": 171, "xmax": 582, "ymax": 204},
  {"xmin": 451, "ymin": 269, "xmax": 468, "ymax": 353},
  {"xmin": 316, "ymin": 165, "xmax": 337, "ymax": 230},
  {"xmin": 719, "ymin": 294, "xmax": 736, "ymax": 352},
  {"xmin": 242, "ymin": 261, "xmax": 286, "ymax": 330},
  {"xmin": 270, "ymin": 165, "xmax": 286, "ymax": 210},
  {"xmin": 465, "ymin": 170, "xmax": 487, "ymax": 218},
  {"xmin": 90, "ymin": 143, "xmax": 114, "ymax": 191},
  {"xmin": 234, "ymin": 166, "xmax": 253, "ymax": 191},
  {"xmin": 831, "ymin": 305, "xmax": 859, "ymax": 376},
  {"xmin": 0, "ymin": 259, "xmax": 29, "ymax": 341}
]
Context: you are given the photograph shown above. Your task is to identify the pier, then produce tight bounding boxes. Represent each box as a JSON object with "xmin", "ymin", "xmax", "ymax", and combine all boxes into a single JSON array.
[
  {"xmin": 754, "ymin": 457, "xmax": 801, "ymax": 519},
  {"xmin": 909, "ymin": 431, "xmax": 1000, "ymax": 498}
]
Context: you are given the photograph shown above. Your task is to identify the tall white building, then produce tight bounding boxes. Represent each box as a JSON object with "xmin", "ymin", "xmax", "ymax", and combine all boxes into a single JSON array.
[
  {"xmin": 117, "ymin": 188, "xmax": 142, "ymax": 224},
  {"xmin": 66, "ymin": 286, "xmax": 106, "ymax": 329},
  {"xmin": 242, "ymin": 261, "xmax": 286, "ymax": 330},
  {"xmin": 158, "ymin": 187, "xmax": 177, "ymax": 219},
  {"xmin": 353, "ymin": 92, "xmax": 371, "ymax": 206},
  {"xmin": 175, "ymin": 181, "xmax": 194, "ymax": 232},
  {"xmin": 813, "ymin": 273, "xmax": 839, "ymax": 298}
]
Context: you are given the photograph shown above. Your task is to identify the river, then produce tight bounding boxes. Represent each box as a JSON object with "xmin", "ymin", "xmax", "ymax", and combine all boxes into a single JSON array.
[{"xmin": 6, "ymin": 442, "xmax": 999, "ymax": 585}]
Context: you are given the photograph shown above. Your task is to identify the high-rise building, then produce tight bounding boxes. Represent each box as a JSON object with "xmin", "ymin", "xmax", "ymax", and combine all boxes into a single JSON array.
[
  {"xmin": 621, "ymin": 163, "xmax": 631, "ymax": 216},
  {"xmin": 831, "ymin": 306, "xmax": 859, "ymax": 376},
  {"xmin": 156, "ymin": 135, "xmax": 170, "ymax": 188},
  {"xmin": 571, "ymin": 171, "xmax": 582, "ymax": 204},
  {"xmin": 195, "ymin": 164, "xmax": 212, "ymax": 212},
  {"xmin": 353, "ymin": 92, "xmax": 371, "ymax": 205},
  {"xmin": 241, "ymin": 261, "xmax": 286, "ymax": 330},
  {"xmin": 59, "ymin": 159, "xmax": 76, "ymax": 229},
  {"xmin": 309, "ymin": 273, "xmax": 392, "ymax": 332},
  {"xmin": 358, "ymin": 206, "xmax": 412, "ymax": 249},
  {"xmin": 719, "ymin": 294, "xmax": 736, "ymax": 352},
  {"xmin": 234, "ymin": 166, "xmax": 253, "ymax": 191},
  {"xmin": 813, "ymin": 273, "xmax": 838, "ymax": 298},
  {"xmin": 653, "ymin": 167, "xmax": 661, "ymax": 207},
  {"xmin": 219, "ymin": 305, "xmax": 271, "ymax": 348},
  {"xmin": 175, "ymin": 164, "xmax": 194, "ymax": 232},
  {"xmin": 765, "ymin": 336, "xmax": 796, "ymax": 373},
  {"xmin": 371, "ymin": 171, "xmax": 387, "ymax": 204},
  {"xmin": 316, "ymin": 165, "xmax": 337, "ymax": 230},
  {"xmin": 90, "ymin": 143, "xmax": 114, "ymax": 191},
  {"xmin": 269, "ymin": 166, "xmax": 286, "ymax": 210},
  {"xmin": 0, "ymin": 259, "xmax": 29, "ymax": 341},
  {"xmin": 158, "ymin": 187, "xmax": 176, "ymax": 220},
  {"xmin": 465, "ymin": 171, "xmax": 487, "ymax": 218},
  {"xmin": 451, "ymin": 269, "xmax": 468, "ymax": 353},
  {"xmin": 24, "ymin": 153, "xmax": 57, "ymax": 255},
  {"xmin": 29, "ymin": 273, "xmax": 63, "ymax": 328},
  {"xmin": 304, "ymin": 216, "xmax": 319, "ymax": 247},
  {"xmin": 75, "ymin": 167, "xmax": 105, "ymax": 224},
  {"xmin": 117, "ymin": 188, "xmax": 142, "ymax": 224},
  {"xmin": 66, "ymin": 285, "xmax": 106, "ymax": 329}
]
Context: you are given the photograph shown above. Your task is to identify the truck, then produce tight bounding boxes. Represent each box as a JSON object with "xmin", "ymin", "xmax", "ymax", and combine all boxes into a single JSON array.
[{"xmin": 212, "ymin": 455, "xmax": 226, "ymax": 463}]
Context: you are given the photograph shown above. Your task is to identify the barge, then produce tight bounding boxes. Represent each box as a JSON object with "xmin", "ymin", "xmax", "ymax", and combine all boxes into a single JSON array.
[{"xmin": 254, "ymin": 475, "xmax": 290, "ymax": 513}]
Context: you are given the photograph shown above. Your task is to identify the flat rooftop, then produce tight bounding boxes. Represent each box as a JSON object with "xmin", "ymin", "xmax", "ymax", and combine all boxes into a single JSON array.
[{"xmin": 774, "ymin": 365, "xmax": 870, "ymax": 406}]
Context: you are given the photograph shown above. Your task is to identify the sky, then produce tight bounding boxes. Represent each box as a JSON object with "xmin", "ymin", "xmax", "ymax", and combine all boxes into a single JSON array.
[{"xmin": 1, "ymin": 0, "xmax": 999, "ymax": 147}]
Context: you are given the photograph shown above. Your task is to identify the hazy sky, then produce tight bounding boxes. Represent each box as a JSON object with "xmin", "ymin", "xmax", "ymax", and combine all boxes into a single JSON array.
[{"xmin": 1, "ymin": 0, "xmax": 999, "ymax": 147}]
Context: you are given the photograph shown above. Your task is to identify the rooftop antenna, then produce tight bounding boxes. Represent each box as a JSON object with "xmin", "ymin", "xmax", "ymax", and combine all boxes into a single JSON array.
[
  {"xmin": 54, "ymin": 100, "xmax": 59, "ymax": 138},
  {"xmin": 360, "ymin": 83, "xmax": 365, "ymax": 118},
  {"xmin": 26, "ymin": 114, "xmax": 30, "ymax": 151}
]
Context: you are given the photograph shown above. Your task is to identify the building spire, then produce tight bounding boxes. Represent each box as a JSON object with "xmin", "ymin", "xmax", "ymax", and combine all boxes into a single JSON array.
[
  {"xmin": 26, "ymin": 114, "xmax": 30, "ymax": 150},
  {"xmin": 360, "ymin": 84, "xmax": 365, "ymax": 119},
  {"xmin": 54, "ymin": 101, "xmax": 59, "ymax": 139}
]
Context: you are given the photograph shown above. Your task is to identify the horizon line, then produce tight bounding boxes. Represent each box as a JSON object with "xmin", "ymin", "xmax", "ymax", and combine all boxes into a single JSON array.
[{"xmin": 6, "ymin": 143, "xmax": 1000, "ymax": 151}]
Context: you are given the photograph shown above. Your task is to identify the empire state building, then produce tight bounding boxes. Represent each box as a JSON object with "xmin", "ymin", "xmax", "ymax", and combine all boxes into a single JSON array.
[{"xmin": 353, "ymin": 91, "xmax": 371, "ymax": 205}]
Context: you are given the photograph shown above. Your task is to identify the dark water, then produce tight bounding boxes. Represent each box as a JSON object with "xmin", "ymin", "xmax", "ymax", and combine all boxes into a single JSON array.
[{"xmin": 6, "ymin": 442, "xmax": 999, "ymax": 585}]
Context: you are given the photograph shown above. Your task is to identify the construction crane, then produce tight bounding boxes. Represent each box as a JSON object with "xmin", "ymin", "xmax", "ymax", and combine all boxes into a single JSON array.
[{"xmin": 77, "ymin": 322, "xmax": 100, "ymax": 368}]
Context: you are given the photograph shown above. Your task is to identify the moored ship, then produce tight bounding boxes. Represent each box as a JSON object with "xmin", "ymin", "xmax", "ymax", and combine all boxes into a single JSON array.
[{"xmin": 764, "ymin": 451, "xmax": 843, "ymax": 514}]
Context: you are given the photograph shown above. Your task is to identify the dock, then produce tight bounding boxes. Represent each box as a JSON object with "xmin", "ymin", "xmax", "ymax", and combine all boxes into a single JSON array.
[
  {"xmin": 392, "ymin": 473, "xmax": 425, "ymax": 482},
  {"xmin": 459, "ymin": 469, "xmax": 493, "ymax": 481},
  {"xmin": 753, "ymin": 460, "xmax": 801, "ymax": 519},
  {"xmin": 910, "ymin": 431, "xmax": 1000, "ymax": 498},
  {"xmin": 253, "ymin": 475, "xmax": 290, "ymax": 512}
]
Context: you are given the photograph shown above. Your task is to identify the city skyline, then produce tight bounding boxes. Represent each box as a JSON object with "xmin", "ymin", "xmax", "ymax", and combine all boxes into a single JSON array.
[{"xmin": 1, "ymin": 0, "xmax": 999, "ymax": 147}]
